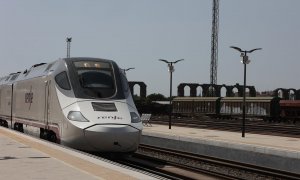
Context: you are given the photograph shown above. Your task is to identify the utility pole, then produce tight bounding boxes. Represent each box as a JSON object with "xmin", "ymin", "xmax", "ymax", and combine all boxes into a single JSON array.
[{"xmin": 210, "ymin": 0, "xmax": 219, "ymax": 96}]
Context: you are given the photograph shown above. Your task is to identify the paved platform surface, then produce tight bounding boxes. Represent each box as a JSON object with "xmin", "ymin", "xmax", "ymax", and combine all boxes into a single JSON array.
[
  {"xmin": 0, "ymin": 127, "xmax": 158, "ymax": 180},
  {"xmin": 142, "ymin": 124, "xmax": 300, "ymax": 174},
  {"xmin": 142, "ymin": 124, "xmax": 300, "ymax": 152}
]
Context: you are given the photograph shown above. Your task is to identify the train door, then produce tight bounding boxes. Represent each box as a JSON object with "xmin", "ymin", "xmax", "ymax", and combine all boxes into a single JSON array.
[
  {"xmin": 44, "ymin": 80, "xmax": 51, "ymax": 129},
  {"xmin": 0, "ymin": 84, "xmax": 12, "ymax": 128},
  {"xmin": 43, "ymin": 80, "xmax": 57, "ymax": 142},
  {"xmin": 10, "ymin": 84, "xmax": 13, "ymax": 128},
  {"xmin": 3, "ymin": 84, "xmax": 13, "ymax": 129}
]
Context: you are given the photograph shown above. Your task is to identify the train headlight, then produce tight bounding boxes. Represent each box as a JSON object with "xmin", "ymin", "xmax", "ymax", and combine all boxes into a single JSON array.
[
  {"xmin": 67, "ymin": 111, "xmax": 89, "ymax": 122},
  {"xmin": 130, "ymin": 112, "xmax": 141, "ymax": 123}
]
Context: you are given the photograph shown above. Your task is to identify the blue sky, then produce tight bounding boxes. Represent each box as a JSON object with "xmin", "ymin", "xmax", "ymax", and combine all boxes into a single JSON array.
[{"xmin": 0, "ymin": 0, "xmax": 299, "ymax": 96}]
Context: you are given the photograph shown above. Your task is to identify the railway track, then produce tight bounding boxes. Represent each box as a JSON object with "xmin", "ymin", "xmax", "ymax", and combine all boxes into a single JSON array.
[
  {"xmin": 131, "ymin": 144, "xmax": 300, "ymax": 180},
  {"xmin": 101, "ymin": 144, "xmax": 300, "ymax": 180},
  {"xmin": 112, "ymin": 146, "xmax": 227, "ymax": 180},
  {"xmin": 150, "ymin": 116, "xmax": 300, "ymax": 138}
]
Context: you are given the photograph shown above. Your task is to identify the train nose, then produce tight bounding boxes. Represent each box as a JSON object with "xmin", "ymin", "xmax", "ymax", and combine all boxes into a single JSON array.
[{"xmin": 83, "ymin": 124, "xmax": 141, "ymax": 152}]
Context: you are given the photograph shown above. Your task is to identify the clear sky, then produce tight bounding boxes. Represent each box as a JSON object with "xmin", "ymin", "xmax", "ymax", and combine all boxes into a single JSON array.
[{"xmin": 0, "ymin": 0, "xmax": 299, "ymax": 96}]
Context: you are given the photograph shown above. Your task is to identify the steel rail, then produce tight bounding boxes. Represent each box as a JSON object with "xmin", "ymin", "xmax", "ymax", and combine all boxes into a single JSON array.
[{"xmin": 137, "ymin": 144, "xmax": 300, "ymax": 180}]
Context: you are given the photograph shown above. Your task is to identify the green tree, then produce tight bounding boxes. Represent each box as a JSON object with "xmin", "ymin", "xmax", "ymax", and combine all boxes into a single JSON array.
[{"xmin": 146, "ymin": 93, "xmax": 167, "ymax": 102}]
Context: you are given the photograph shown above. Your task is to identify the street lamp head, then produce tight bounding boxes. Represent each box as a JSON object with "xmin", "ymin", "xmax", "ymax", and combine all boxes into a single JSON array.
[
  {"xmin": 159, "ymin": 58, "xmax": 184, "ymax": 72},
  {"xmin": 159, "ymin": 59, "xmax": 184, "ymax": 64},
  {"xmin": 230, "ymin": 46, "xmax": 243, "ymax": 52},
  {"xmin": 66, "ymin": 37, "xmax": 72, "ymax": 42},
  {"xmin": 241, "ymin": 55, "xmax": 251, "ymax": 64},
  {"xmin": 231, "ymin": 46, "xmax": 262, "ymax": 54},
  {"xmin": 247, "ymin": 48, "xmax": 262, "ymax": 53},
  {"xmin": 241, "ymin": 59, "xmax": 251, "ymax": 64},
  {"xmin": 158, "ymin": 59, "xmax": 170, "ymax": 64},
  {"xmin": 168, "ymin": 64, "xmax": 174, "ymax": 72},
  {"xmin": 125, "ymin": 67, "xmax": 135, "ymax": 71},
  {"xmin": 174, "ymin": 59, "xmax": 184, "ymax": 64}
]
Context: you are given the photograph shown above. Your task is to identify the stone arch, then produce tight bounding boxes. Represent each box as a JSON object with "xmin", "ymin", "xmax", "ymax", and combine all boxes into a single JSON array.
[
  {"xmin": 231, "ymin": 86, "xmax": 239, "ymax": 97},
  {"xmin": 177, "ymin": 83, "xmax": 187, "ymax": 97},
  {"xmin": 201, "ymin": 84, "xmax": 210, "ymax": 97},
  {"xmin": 288, "ymin": 88, "xmax": 296, "ymax": 100},
  {"xmin": 128, "ymin": 81, "xmax": 147, "ymax": 98},
  {"xmin": 248, "ymin": 86, "xmax": 256, "ymax": 97},
  {"xmin": 213, "ymin": 85, "xmax": 223, "ymax": 97},
  {"xmin": 233, "ymin": 83, "xmax": 243, "ymax": 97},
  {"xmin": 232, "ymin": 83, "xmax": 256, "ymax": 97},
  {"xmin": 183, "ymin": 85, "xmax": 191, "ymax": 97},
  {"xmin": 177, "ymin": 83, "xmax": 200, "ymax": 97},
  {"xmin": 196, "ymin": 85, "xmax": 203, "ymax": 96},
  {"xmin": 189, "ymin": 84, "xmax": 200, "ymax": 97},
  {"xmin": 220, "ymin": 86, "xmax": 227, "ymax": 97},
  {"xmin": 273, "ymin": 88, "xmax": 289, "ymax": 99},
  {"xmin": 224, "ymin": 85, "xmax": 234, "ymax": 97}
]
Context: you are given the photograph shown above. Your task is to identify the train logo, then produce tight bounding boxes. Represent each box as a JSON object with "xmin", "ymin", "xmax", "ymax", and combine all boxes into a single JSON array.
[
  {"xmin": 25, "ymin": 92, "xmax": 33, "ymax": 103},
  {"xmin": 97, "ymin": 116, "xmax": 123, "ymax": 120},
  {"xmin": 25, "ymin": 86, "xmax": 33, "ymax": 110}
]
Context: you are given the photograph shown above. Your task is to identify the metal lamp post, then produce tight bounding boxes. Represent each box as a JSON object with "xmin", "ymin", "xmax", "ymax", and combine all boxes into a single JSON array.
[
  {"xmin": 230, "ymin": 46, "xmax": 262, "ymax": 137},
  {"xmin": 66, "ymin": 37, "xmax": 72, "ymax": 58},
  {"xmin": 123, "ymin": 67, "xmax": 135, "ymax": 76},
  {"xmin": 159, "ymin": 59, "xmax": 184, "ymax": 129}
]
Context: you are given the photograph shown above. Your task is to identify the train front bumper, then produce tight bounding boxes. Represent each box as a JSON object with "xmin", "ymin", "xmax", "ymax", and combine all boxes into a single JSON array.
[{"xmin": 82, "ymin": 124, "xmax": 142, "ymax": 152}]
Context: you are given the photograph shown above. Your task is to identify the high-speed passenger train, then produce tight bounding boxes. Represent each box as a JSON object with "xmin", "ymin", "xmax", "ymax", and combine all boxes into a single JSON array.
[{"xmin": 0, "ymin": 57, "xmax": 143, "ymax": 152}]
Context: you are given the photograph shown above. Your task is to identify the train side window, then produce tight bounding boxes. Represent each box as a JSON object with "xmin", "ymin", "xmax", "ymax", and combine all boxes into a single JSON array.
[
  {"xmin": 120, "ymin": 71, "xmax": 130, "ymax": 98},
  {"xmin": 55, "ymin": 71, "xmax": 71, "ymax": 90}
]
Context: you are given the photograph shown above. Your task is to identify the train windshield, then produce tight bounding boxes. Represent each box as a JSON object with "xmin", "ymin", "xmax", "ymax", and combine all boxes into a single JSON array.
[{"xmin": 74, "ymin": 61, "xmax": 116, "ymax": 98}]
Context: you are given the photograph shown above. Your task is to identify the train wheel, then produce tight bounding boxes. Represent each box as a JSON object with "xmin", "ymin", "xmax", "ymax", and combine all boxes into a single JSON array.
[
  {"xmin": 18, "ymin": 124, "xmax": 24, "ymax": 133},
  {"xmin": 40, "ymin": 128, "xmax": 46, "ymax": 139},
  {"xmin": 40, "ymin": 129, "xmax": 57, "ymax": 143},
  {"xmin": 13, "ymin": 123, "xmax": 23, "ymax": 132},
  {"xmin": 47, "ymin": 131, "xmax": 57, "ymax": 143},
  {"xmin": 13, "ymin": 123, "xmax": 17, "ymax": 130},
  {"xmin": 0, "ymin": 120, "xmax": 5, "ymax": 127},
  {"xmin": 4, "ymin": 121, "xmax": 8, "ymax": 128}
]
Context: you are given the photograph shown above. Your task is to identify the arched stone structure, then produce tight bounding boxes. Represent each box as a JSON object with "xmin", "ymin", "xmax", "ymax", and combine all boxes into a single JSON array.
[
  {"xmin": 272, "ymin": 88, "xmax": 300, "ymax": 100},
  {"xmin": 177, "ymin": 83, "xmax": 256, "ymax": 97},
  {"xmin": 273, "ymin": 88, "xmax": 289, "ymax": 100},
  {"xmin": 287, "ymin": 88, "xmax": 297, "ymax": 100},
  {"xmin": 128, "ymin": 81, "xmax": 147, "ymax": 98}
]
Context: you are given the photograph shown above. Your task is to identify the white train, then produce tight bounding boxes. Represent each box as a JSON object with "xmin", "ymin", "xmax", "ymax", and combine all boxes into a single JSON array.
[{"xmin": 0, "ymin": 57, "xmax": 143, "ymax": 152}]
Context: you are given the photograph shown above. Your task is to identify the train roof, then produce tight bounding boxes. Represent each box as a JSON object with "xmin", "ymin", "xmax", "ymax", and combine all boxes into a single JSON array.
[
  {"xmin": 173, "ymin": 97, "xmax": 221, "ymax": 101},
  {"xmin": 220, "ymin": 97, "xmax": 279, "ymax": 102},
  {"xmin": 172, "ymin": 96, "xmax": 280, "ymax": 103},
  {"xmin": 0, "ymin": 57, "xmax": 115, "ymax": 85}
]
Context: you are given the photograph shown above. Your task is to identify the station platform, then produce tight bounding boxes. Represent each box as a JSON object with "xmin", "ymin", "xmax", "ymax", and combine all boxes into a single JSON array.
[
  {"xmin": 0, "ymin": 127, "xmax": 157, "ymax": 180},
  {"xmin": 141, "ymin": 124, "xmax": 300, "ymax": 174}
]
